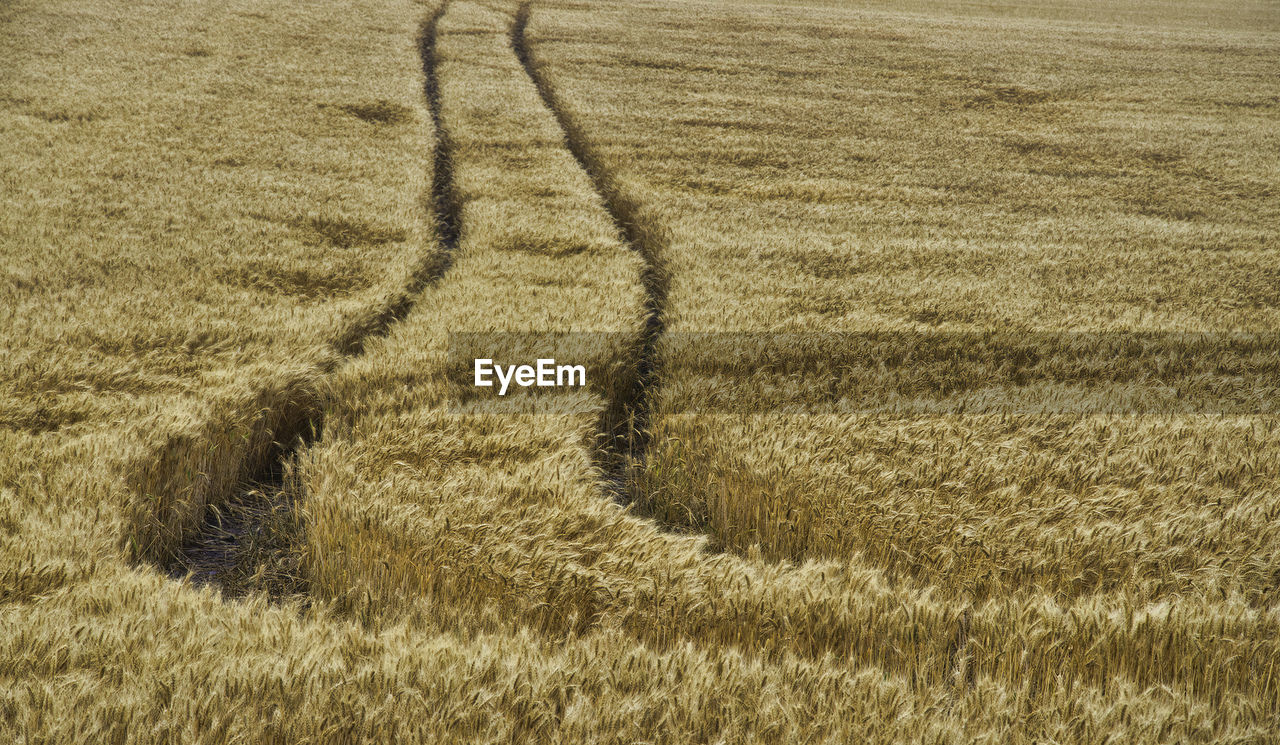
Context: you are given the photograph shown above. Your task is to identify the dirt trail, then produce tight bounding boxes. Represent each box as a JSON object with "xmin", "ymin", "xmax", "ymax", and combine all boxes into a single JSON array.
[
  {"xmin": 422, "ymin": 5, "xmax": 462, "ymax": 256},
  {"xmin": 167, "ymin": 3, "xmax": 460, "ymax": 597},
  {"xmin": 512, "ymin": 1, "xmax": 670, "ymax": 503}
]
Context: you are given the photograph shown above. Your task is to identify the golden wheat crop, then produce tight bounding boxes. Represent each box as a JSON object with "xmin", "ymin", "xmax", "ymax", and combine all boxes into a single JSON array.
[{"xmin": 2, "ymin": 0, "xmax": 1278, "ymax": 741}]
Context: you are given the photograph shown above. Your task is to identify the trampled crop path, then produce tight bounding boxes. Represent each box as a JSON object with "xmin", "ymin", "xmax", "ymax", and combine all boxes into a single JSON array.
[
  {"xmin": 166, "ymin": 4, "xmax": 462, "ymax": 596},
  {"xmin": 513, "ymin": 1, "xmax": 671, "ymax": 505}
]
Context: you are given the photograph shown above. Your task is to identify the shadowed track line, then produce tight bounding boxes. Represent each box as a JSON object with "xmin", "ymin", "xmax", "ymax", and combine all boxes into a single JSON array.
[
  {"xmin": 421, "ymin": 4, "xmax": 463, "ymax": 258},
  {"xmin": 165, "ymin": 3, "xmax": 460, "ymax": 599},
  {"xmin": 512, "ymin": 1, "xmax": 670, "ymax": 504}
]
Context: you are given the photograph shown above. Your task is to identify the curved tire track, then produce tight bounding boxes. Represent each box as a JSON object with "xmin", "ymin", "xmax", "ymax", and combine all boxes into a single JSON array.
[
  {"xmin": 162, "ymin": 3, "xmax": 461, "ymax": 598},
  {"xmin": 512, "ymin": 1, "xmax": 670, "ymax": 504}
]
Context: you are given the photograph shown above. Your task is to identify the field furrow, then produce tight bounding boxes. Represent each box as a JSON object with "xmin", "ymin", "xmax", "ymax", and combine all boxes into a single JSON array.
[
  {"xmin": 158, "ymin": 3, "xmax": 466, "ymax": 597},
  {"xmin": 421, "ymin": 4, "xmax": 463, "ymax": 255},
  {"xmin": 513, "ymin": 1, "xmax": 671, "ymax": 503}
]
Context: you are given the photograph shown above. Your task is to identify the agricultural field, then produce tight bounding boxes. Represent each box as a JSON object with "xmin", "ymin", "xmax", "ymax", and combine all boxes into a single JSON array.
[{"xmin": 1, "ymin": 0, "xmax": 1278, "ymax": 741}]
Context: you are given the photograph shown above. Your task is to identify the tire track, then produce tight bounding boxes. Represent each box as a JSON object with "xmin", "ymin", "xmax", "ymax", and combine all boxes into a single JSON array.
[
  {"xmin": 164, "ymin": 3, "xmax": 461, "ymax": 599},
  {"xmin": 512, "ymin": 1, "xmax": 670, "ymax": 504},
  {"xmin": 421, "ymin": 3, "xmax": 463, "ymax": 258}
]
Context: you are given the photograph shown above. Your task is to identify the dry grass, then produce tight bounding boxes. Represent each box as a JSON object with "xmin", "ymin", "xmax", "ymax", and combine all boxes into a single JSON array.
[{"xmin": 3, "ymin": 0, "xmax": 1279, "ymax": 741}]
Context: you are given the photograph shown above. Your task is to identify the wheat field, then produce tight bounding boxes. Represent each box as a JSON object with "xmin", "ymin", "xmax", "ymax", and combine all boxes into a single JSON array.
[{"xmin": 2, "ymin": 0, "xmax": 1279, "ymax": 741}]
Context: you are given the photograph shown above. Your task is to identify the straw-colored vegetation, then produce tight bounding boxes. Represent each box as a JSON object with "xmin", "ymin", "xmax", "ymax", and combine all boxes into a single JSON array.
[
  {"xmin": 3, "ymin": 0, "xmax": 1278, "ymax": 741},
  {"xmin": 532, "ymin": 0, "xmax": 1280, "ymax": 597}
]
